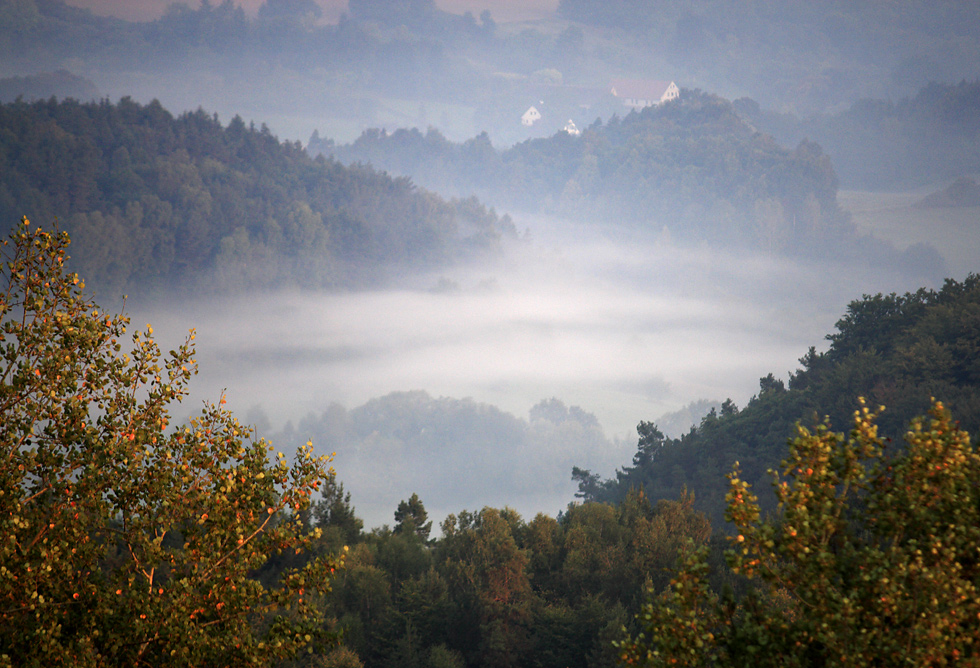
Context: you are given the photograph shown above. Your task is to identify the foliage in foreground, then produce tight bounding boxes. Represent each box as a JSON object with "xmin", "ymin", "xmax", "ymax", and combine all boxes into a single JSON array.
[
  {"xmin": 0, "ymin": 218, "xmax": 342, "ymax": 667},
  {"xmin": 619, "ymin": 399, "xmax": 980, "ymax": 666}
]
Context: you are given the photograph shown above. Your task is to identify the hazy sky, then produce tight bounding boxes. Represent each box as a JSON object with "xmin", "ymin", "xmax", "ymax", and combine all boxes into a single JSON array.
[{"xmin": 62, "ymin": 0, "xmax": 558, "ymax": 23}]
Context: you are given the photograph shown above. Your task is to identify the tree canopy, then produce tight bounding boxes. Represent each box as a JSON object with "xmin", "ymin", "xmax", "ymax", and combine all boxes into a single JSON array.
[
  {"xmin": 619, "ymin": 399, "xmax": 980, "ymax": 666},
  {"xmin": 0, "ymin": 218, "xmax": 342, "ymax": 666}
]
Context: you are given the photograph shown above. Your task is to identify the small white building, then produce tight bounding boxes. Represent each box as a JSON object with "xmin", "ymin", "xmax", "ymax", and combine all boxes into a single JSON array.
[
  {"xmin": 610, "ymin": 79, "xmax": 680, "ymax": 109},
  {"xmin": 563, "ymin": 119, "xmax": 580, "ymax": 136},
  {"xmin": 521, "ymin": 106, "xmax": 542, "ymax": 126}
]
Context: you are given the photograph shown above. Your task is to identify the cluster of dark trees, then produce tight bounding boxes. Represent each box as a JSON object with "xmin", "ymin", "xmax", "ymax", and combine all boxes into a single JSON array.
[
  {"xmin": 318, "ymin": 90, "xmax": 855, "ymax": 256},
  {"xmin": 262, "ymin": 481, "xmax": 713, "ymax": 668},
  {"xmin": 574, "ymin": 274, "xmax": 980, "ymax": 527},
  {"xmin": 0, "ymin": 96, "xmax": 515, "ymax": 296},
  {"xmin": 735, "ymin": 79, "xmax": 980, "ymax": 189}
]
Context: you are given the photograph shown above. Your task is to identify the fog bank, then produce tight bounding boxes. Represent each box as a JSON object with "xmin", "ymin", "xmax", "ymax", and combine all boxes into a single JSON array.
[{"xmin": 129, "ymin": 214, "xmax": 950, "ymax": 529}]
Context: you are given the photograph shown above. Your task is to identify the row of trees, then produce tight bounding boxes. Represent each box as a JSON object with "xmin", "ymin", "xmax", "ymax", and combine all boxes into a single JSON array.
[{"xmin": 299, "ymin": 484, "xmax": 711, "ymax": 668}]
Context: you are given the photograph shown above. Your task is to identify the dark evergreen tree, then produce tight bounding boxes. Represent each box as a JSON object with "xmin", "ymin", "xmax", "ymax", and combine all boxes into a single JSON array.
[{"xmin": 394, "ymin": 493, "xmax": 433, "ymax": 542}]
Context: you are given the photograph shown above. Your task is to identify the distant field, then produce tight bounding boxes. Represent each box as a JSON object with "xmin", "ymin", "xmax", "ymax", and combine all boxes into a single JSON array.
[{"xmin": 839, "ymin": 190, "xmax": 980, "ymax": 278}]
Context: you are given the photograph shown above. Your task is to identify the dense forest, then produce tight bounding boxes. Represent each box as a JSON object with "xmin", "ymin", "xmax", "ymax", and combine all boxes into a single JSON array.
[
  {"xmin": 270, "ymin": 484, "xmax": 711, "ymax": 668},
  {"xmin": 0, "ymin": 96, "xmax": 516, "ymax": 296},
  {"xmin": 574, "ymin": 275, "xmax": 980, "ymax": 527}
]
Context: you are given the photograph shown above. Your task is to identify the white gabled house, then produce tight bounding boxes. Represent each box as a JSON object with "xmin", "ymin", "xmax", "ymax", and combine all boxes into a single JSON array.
[
  {"xmin": 521, "ymin": 106, "xmax": 542, "ymax": 126},
  {"xmin": 609, "ymin": 79, "xmax": 680, "ymax": 109}
]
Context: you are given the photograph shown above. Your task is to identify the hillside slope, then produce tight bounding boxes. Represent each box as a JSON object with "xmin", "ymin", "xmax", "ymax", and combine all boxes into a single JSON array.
[{"xmin": 0, "ymin": 97, "xmax": 515, "ymax": 296}]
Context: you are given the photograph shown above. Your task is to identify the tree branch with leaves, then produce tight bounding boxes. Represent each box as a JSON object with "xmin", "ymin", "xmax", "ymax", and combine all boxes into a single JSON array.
[
  {"xmin": 0, "ymin": 217, "xmax": 344, "ymax": 667},
  {"xmin": 619, "ymin": 398, "xmax": 980, "ymax": 667}
]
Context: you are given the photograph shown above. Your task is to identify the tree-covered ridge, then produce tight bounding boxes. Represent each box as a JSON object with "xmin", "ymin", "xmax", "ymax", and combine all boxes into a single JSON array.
[
  {"xmin": 0, "ymin": 96, "xmax": 515, "ymax": 295},
  {"xmin": 575, "ymin": 274, "xmax": 980, "ymax": 527},
  {"xmin": 272, "ymin": 392, "xmax": 621, "ymax": 528},
  {"xmin": 318, "ymin": 90, "xmax": 850, "ymax": 255}
]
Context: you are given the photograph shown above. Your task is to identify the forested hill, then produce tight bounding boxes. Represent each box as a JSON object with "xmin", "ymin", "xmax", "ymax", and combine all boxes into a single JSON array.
[
  {"xmin": 0, "ymin": 97, "xmax": 515, "ymax": 296},
  {"xmin": 315, "ymin": 90, "xmax": 862, "ymax": 257},
  {"xmin": 574, "ymin": 274, "xmax": 980, "ymax": 527}
]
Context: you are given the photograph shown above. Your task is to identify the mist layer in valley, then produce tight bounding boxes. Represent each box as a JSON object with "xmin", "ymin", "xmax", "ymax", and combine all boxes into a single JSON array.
[{"xmin": 128, "ymin": 212, "xmax": 954, "ymax": 530}]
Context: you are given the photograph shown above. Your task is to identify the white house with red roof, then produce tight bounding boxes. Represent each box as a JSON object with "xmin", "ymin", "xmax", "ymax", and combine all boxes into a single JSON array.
[{"xmin": 609, "ymin": 79, "xmax": 680, "ymax": 109}]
